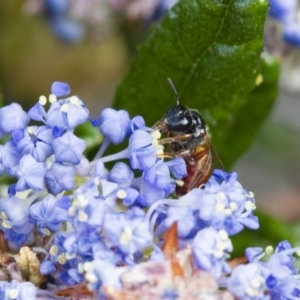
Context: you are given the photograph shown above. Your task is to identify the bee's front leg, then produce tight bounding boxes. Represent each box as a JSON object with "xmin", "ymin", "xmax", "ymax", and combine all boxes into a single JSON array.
[
  {"xmin": 157, "ymin": 149, "xmax": 191, "ymax": 159},
  {"xmin": 158, "ymin": 134, "xmax": 192, "ymax": 145}
]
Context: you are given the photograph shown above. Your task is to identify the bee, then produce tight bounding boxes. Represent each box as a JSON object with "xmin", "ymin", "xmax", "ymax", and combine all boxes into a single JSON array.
[{"xmin": 153, "ymin": 79, "xmax": 223, "ymax": 195}]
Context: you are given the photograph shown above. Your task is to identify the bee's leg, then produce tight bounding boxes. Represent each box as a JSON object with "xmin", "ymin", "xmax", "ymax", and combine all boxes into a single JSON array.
[
  {"xmin": 157, "ymin": 149, "xmax": 191, "ymax": 158},
  {"xmin": 158, "ymin": 134, "xmax": 192, "ymax": 145}
]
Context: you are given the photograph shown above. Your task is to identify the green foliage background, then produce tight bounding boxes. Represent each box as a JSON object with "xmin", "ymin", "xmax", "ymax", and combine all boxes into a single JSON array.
[{"xmin": 114, "ymin": 0, "xmax": 279, "ymax": 169}]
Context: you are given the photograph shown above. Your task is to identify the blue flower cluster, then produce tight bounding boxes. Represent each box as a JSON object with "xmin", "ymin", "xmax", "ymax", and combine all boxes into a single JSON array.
[
  {"xmin": 42, "ymin": 0, "xmax": 85, "ymax": 43},
  {"xmin": 0, "ymin": 82, "xmax": 299, "ymax": 299},
  {"xmin": 269, "ymin": 0, "xmax": 300, "ymax": 47}
]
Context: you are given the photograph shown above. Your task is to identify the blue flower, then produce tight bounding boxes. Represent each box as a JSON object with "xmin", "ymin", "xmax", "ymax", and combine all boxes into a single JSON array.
[
  {"xmin": 197, "ymin": 170, "xmax": 259, "ymax": 235},
  {"xmin": 49, "ymin": 16, "xmax": 86, "ymax": 43},
  {"xmin": 15, "ymin": 126, "xmax": 54, "ymax": 162},
  {"xmin": 15, "ymin": 154, "xmax": 46, "ymax": 191},
  {"xmin": 0, "ymin": 103, "xmax": 30, "ymax": 138},
  {"xmin": 129, "ymin": 129, "xmax": 161, "ymax": 170},
  {"xmin": 108, "ymin": 162, "xmax": 134, "ymax": 189},
  {"xmin": 29, "ymin": 194, "xmax": 68, "ymax": 235},
  {"xmin": 283, "ymin": 22, "xmax": 300, "ymax": 47},
  {"xmin": 83, "ymin": 260, "xmax": 127, "ymax": 291},
  {"xmin": 191, "ymin": 227, "xmax": 232, "ymax": 278},
  {"xmin": 0, "ymin": 195, "xmax": 34, "ymax": 245},
  {"xmin": 97, "ymin": 108, "xmax": 131, "ymax": 145},
  {"xmin": 269, "ymin": 0, "xmax": 297, "ymax": 23},
  {"xmin": 164, "ymin": 206, "xmax": 196, "ymax": 238},
  {"xmin": 0, "ymin": 196, "xmax": 29, "ymax": 228},
  {"xmin": 102, "ymin": 208, "xmax": 152, "ymax": 255},
  {"xmin": 45, "ymin": 162, "xmax": 75, "ymax": 194},
  {"xmin": 51, "ymin": 81, "xmax": 71, "ymax": 97},
  {"xmin": 0, "ymin": 280, "xmax": 36, "ymax": 300},
  {"xmin": 68, "ymin": 191, "xmax": 109, "ymax": 231},
  {"xmin": 52, "ymin": 131, "xmax": 86, "ymax": 165},
  {"xmin": 46, "ymin": 95, "xmax": 89, "ymax": 130},
  {"xmin": 1, "ymin": 139, "xmax": 22, "ymax": 174},
  {"xmin": 227, "ymin": 263, "xmax": 267, "ymax": 299}
]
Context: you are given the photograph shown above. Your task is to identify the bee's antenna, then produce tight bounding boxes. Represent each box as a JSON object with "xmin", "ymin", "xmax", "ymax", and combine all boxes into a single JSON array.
[{"xmin": 167, "ymin": 78, "xmax": 180, "ymax": 106}]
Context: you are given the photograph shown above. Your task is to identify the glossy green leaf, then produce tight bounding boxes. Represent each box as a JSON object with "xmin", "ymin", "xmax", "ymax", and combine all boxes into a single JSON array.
[
  {"xmin": 214, "ymin": 53, "xmax": 280, "ymax": 168},
  {"xmin": 114, "ymin": 0, "xmax": 275, "ymax": 167}
]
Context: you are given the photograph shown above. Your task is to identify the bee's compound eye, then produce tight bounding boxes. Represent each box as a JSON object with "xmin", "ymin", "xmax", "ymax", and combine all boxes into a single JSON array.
[{"xmin": 165, "ymin": 105, "xmax": 193, "ymax": 131}]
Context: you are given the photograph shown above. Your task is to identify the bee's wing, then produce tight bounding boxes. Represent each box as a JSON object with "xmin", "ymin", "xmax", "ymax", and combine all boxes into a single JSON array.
[{"xmin": 206, "ymin": 136, "xmax": 223, "ymax": 170}]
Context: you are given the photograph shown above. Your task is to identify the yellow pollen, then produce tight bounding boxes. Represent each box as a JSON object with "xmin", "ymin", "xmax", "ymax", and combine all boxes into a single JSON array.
[{"xmin": 255, "ymin": 74, "xmax": 263, "ymax": 86}]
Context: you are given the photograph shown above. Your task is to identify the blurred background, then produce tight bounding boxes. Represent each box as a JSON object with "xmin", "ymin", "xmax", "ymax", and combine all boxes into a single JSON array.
[{"xmin": 0, "ymin": 1, "xmax": 300, "ymax": 221}]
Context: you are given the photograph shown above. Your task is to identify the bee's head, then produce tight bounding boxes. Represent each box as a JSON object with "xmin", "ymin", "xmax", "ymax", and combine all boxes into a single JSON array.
[{"xmin": 154, "ymin": 104, "xmax": 193, "ymax": 132}]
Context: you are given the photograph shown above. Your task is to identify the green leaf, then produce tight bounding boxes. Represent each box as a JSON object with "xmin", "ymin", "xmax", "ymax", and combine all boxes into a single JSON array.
[
  {"xmin": 114, "ymin": 0, "xmax": 275, "ymax": 167},
  {"xmin": 213, "ymin": 53, "xmax": 280, "ymax": 168}
]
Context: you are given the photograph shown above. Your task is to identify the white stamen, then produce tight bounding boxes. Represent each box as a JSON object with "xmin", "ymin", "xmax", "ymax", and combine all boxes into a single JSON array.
[
  {"xmin": 39, "ymin": 95, "xmax": 47, "ymax": 105},
  {"xmin": 43, "ymin": 228, "xmax": 51, "ymax": 236},
  {"xmin": 214, "ymin": 249, "xmax": 224, "ymax": 259},
  {"xmin": 65, "ymin": 252, "xmax": 76, "ymax": 260},
  {"xmin": 215, "ymin": 202, "xmax": 225, "ymax": 212},
  {"xmin": 245, "ymin": 201, "xmax": 255, "ymax": 211},
  {"xmin": 218, "ymin": 229, "xmax": 229, "ymax": 241},
  {"xmin": 68, "ymin": 206, "xmax": 76, "ymax": 217},
  {"xmin": 61, "ymin": 103, "xmax": 69, "ymax": 112},
  {"xmin": 119, "ymin": 227, "xmax": 133, "ymax": 245},
  {"xmin": 27, "ymin": 126, "xmax": 34, "ymax": 134},
  {"xmin": 85, "ymin": 272, "xmax": 98, "ymax": 283},
  {"xmin": 78, "ymin": 211, "xmax": 88, "ymax": 222},
  {"xmin": 229, "ymin": 202, "xmax": 237, "ymax": 211},
  {"xmin": 246, "ymin": 191, "xmax": 254, "ymax": 198},
  {"xmin": 50, "ymin": 245, "xmax": 58, "ymax": 256},
  {"xmin": 265, "ymin": 246, "xmax": 273, "ymax": 255},
  {"xmin": 49, "ymin": 94, "xmax": 57, "ymax": 103},
  {"xmin": 2, "ymin": 221, "xmax": 12, "ymax": 229},
  {"xmin": 8, "ymin": 289, "xmax": 19, "ymax": 299},
  {"xmin": 77, "ymin": 194, "xmax": 89, "ymax": 207},
  {"xmin": 58, "ymin": 253, "xmax": 67, "ymax": 265},
  {"xmin": 1, "ymin": 211, "xmax": 8, "ymax": 219},
  {"xmin": 117, "ymin": 189, "xmax": 127, "ymax": 199},
  {"xmin": 70, "ymin": 96, "xmax": 81, "ymax": 106},
  {"xmin": 83, "ymin": 262, "xmax": 93, "ymax": 272},
  {"xmin": 151, "ymin": 130, "xmax": 161, "ymax": 140},
  {"xmin": 216, "ymin": 192, "xmax": 226, "ymax": 202},
  {"xmin": 78, "ymin": 263, "xmax": 84, "ymax": 273},
  {"xmin": 176, "ymin": 180, "xmax": 184, "ymax": 187},
  {"xmin": 94, "ymin": 177, "xmax": 100, "ymax": 185}
]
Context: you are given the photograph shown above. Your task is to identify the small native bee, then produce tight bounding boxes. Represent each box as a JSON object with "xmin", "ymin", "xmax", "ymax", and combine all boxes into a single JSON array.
[{"xmin": 153, "ymin": 79, "xmax": 223, "ymax": 195}]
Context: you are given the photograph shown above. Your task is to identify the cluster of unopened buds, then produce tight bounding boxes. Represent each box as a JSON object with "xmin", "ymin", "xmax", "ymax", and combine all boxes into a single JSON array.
[{"xmin": 0, "ymin": 82, "xmax": 299, "ymax": 299}]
